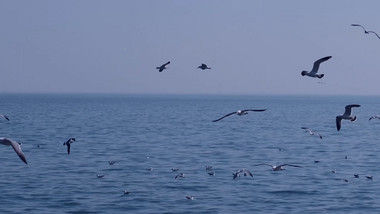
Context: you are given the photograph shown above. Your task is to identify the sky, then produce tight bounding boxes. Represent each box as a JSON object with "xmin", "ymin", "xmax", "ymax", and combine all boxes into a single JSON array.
[{"xmin": 0, "ymin": 0, "xmax": 380, "ymax": 95}]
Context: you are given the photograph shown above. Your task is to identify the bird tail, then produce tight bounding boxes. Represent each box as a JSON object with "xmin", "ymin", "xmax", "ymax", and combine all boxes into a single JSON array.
[{"xmin": 318, "ymin": 74, "xmax": 324, "ymax": 79}]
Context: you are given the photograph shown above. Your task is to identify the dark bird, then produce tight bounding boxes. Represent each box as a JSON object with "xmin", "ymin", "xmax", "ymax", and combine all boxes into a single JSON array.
[
  {"xmin": 156, "ymin": 61, "xmax": 170, "ymax": 72},
  {"xmin": 301, "ymin": 56, "xmax": 332, "ymax": 79},
  {"xmin": 63, "ymin": 138, "xmax": 76, "ymax": 154},
  {"xmin": 124, "ymin": 190, "xmax": 130, "ymax": 195},
  {"xmin": 208, "ymin": 171, "xmax": 215, "ymax": 176},
  {"xmin": 366, "ymin": 176, "xmax": 373, "ymax": 180},
  {"xmin": 212, "ymin": 109, "xmax": 266, "ymax": 122},
  {"xmin": 369, "ymin": 115, "xmax": 380, "ymax": 121},
  {"xmin": 0, "ymin": 114, "xmax": 9, "ymax": 121},
  {"xmin": 351, "ymin": 24, "xmax": 380, "ymax": 39},
  {"xmin": 109, "ymin": 161, "xmax": 117, "ymax": 165},
  {"xmin": 186, "ymin": 195, "xmax": 194, "ymax": 200},
  {"xmin": 171, "ymin": 168, "xmax": 179, "ymax": 172},
  {"xmin": 197, "ymin": 63, "xmax": 211, "ymax": 70},
  {"xmin": 301, "ymin": 127, "xmax": 322, "ymax": 139},
  {"xmin": 336, "ymin": 104, "xmax": 360, "ymax": 131},
  {"xmin": 0, "ymin": 138, "xmax": 27, "ymax": 164},
  {"xmin": 354, "ymin": 174, "xmax": 359, "ymax": 178},
  {"xmin": 254, "ymin": 164, "xmax": 301, "ymax": 171},
  {"xmin": 97, "ymin": 174, "xmax": 105, "ymax": 178},
  {"xmin": 232, "ymin": 169, "xmax": 253, "ymax": 179},
  {"xmin": 175, "ymin": 173, "xmax": 185, "ymax": 179}
]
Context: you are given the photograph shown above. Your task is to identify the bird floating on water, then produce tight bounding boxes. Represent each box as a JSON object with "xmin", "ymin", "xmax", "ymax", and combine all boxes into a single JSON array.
[
  {"xmin": 63, "ymin": 138, "xmax": 76, "ymax": 154},
  {"xmin": 0, "ymin": 138, "xmax": 27, "ymax": 164},
  {"xmin": 336, "ymin": 104, "xmax": 360, "ymax": 131},
  {"xmin": 212, "ymin": 109, "xmax": 266, "ymax": 122},
  {"xmin": 301, "ymin": 56, "xmax": 332, "ymax": 79},
  {"xmin": 197, "ymin": 63, "xmax": 211, "ymax": 70},
  {"xmin": 156, "ymin": 61, "xmax": 170, "ymax": 72},
  {"xmin": 254, "ymin": 164, "xmax": 301, "ymax": 171},
  {"xmin": 301, "ymin": 127, "xmax": 322, "ymax": 139},
  {"xmin": 351, "ymin": 24, "xmax": 380, "ymax": 39}
]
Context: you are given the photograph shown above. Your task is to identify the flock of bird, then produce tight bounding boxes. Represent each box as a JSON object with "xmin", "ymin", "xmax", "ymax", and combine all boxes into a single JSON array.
[{"xmin": 1, "ymin": 23, "xmax": 379, "ymax": 201}]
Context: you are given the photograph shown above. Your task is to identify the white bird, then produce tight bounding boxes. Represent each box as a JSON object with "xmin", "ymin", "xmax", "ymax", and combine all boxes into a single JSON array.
[
  {"xmin": 369, "ymin": 115, "xmax": 380, "ymax": 121},
  {"xmin": 301, "ymin": 56, "xmax": 332, "ymax": 79},
  {"xmin": 254, "ymin": 164, "xmax": 301, "ymax": 171},
  {"xmin": 351, "ymin": 24, "xmax": 380, "ymax": 39},
  {"xmin": 197, "ymin": 63, "xmax": 211, "ymax": 70},
  {"xmin": 63, "ymin": 138, "xmax": 76, "ymax": 154},
  {"xmin": 212, "ymin": 109, "xmax": 266, "ymax": 122},
  {"xmin": 156, "ymin": 61, "xmax": 170, "ymax": 72},
  {"xmin": 0, "ymin": 138, "xmax": 27, "ymax": 164},
  {"xmin": 0, "ymin": 114, "xmax": 9, "ymax": 121},
  {"xmin": 301, "ymin": 127, "xmax": 322, "ymax": 139},
  {"xmin": 336, "ymin": 104, "xmax": 360, "ymax": 131}
]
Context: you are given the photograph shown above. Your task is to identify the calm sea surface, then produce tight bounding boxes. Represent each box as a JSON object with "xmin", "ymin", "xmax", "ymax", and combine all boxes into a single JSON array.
[{"xmin": 0, "ymin": 94, "xmax": 380, "ymax": 213}]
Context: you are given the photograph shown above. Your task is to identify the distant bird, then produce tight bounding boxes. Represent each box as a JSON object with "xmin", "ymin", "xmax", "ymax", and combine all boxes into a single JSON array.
[
  {"xmin": 332, "ymin": 170, "xmax": 336, "ymax": 174},
  {"xmin": 336, "ymin": 104, "xmax": 360, "ymax": 131},
  {"xmin": 0, "ymin": 138, "xmax": 27, "ymax": 164},
  {"xmin": 0, "ymin": 114, "xmax": 9, "ymax": 121},
  {"xmin": 369, "ymin": 115, "xmax": 380, "ymax": 121},
  {"xmin": 366, "ymin": 176, "xmax": 373, "ymax": 180},
  {"xmin": 171, "ymin": 168, "xmax": 179, "ymax": 172},
  {"xmin": 351, "ymin": 24, "xmax": 380, "ymax": 39},
  {"xmin": 109, "ymin": 161, "xmax": 117, "ymax": 165},
  {"xmin": 97, "ymin": 174, "xmax": 105, "ymax": 178},
  {"xmin": 212, "ymin": 109, "xmax": 266, "ymax": 122},
  {"xmin": 146, "ymin": 168, "xmax": 153, "ymax": 171},
  {"xmin": 232, "ymin": 169, "xmax": 253, "ymax": 179},
  {"xmin": 254, "ymin": 164, "xmax": 301, "ymax": 171},
  {"xmin": 301, "ymin": 127, "xmax": 322, "ymax": 139},
  {"xmin": 208, "ymin": 171, "xmax": 215, "ymax": 176},
  {"xmin": 301, "ymin": 56, "xmax": 332, "ymax": 79},
  {"xmin": 156, "ymin": 61, "xmax": 170, "ymax": 72},
  {"xmin": 197, "ymin": 63, "xmax": 211, "ymax": 70},
  {"xmin": 205, "ymin": 165, "xmax": 213, "ymax": 171},
  {"xmin": 354, "ymin": 174, "xmax": 359, "ymax": 178},
  {"xmin": 175, "ymin": 173, "xmax": 185, "ymax": 179},
  {"xmin": 124, "ymin": 190, "xmax": 130, "ymax": 195},
  {"xmin": 335, "ymin": 178, "xmax": 349, "ymax": 183},
  {"xmin": 314, "ymin": 160, "xmax": 320, "ymax": 163},
  {"xmin": 186, "ymin": 195, "xmax": 194, "ymax": 200},
  {"xmin": 63, "ymin": 138, "xmax": 76, "ymax": 154}
]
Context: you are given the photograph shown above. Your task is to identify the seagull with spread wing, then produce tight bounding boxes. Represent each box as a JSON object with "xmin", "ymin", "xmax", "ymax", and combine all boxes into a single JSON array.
[
  {"xmin": 156, "ymin": 61, "xmax": 170, "ymax": 72},
  {"xmin": 212, "ymin": 109, "xmax": 266, "ymax": 122},
  {"xmin": 0, "ymin": 138, "xmax": 27, "ymax": 164},
  {"xmin": 197, "ymin": 63, "xmax": 211, "ymax": 70},
  {"xmin": 301, "ymin": 56, "xmax": 332, "ymax": 79},
  {"xmin": 254, "ymin": 164, "xmax": 301, "ymax": 171},
  {"xmin": 351, "ymin": 24, "xmax": 380, "ymax": 39},
  {"xmin": 336, "ymin": 104, "xmax": 360, "ymax": 131},
  {"xmin": 301, "ymin": 127, "xmax": 322, "ymax": 139}
]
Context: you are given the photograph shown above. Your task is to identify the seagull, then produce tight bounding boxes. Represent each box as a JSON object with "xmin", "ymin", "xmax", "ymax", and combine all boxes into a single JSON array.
[
  {"xmin": 332, "ymin": 170, "xmax": 336, "ymax": 174},
  {"xmin": 351, "ymin": 24, "xmax": 380, "ymax": 39},
  {"xmin": 336, "ymin": 104, "xmax": 360, "ymax": 131},
  {"xmin": 0, "ymin": 138, "xmax": 27, "ymax": 164},
  {"xmin": 301, "ymin": 56, "xmax": 332, "ymax": 79},
  {"xmin": 197, "ymin": 63, "xmax": 211, "ymax": 70},
  {"xmin": 314, "ymin": 160, "xmax": 320, "ymax": 163},
  {"xmin": 254, "ymin": 164, "xmax": 301, "ymax": 171},
  {"xmin": 212, "ymin": 109, "xmax": 266, "ymax": 122},
  {"xmin": 0, "ymin": 114, "xmax": 9, "ymax": 121},
  {"xmin": 232, "ymin": 169, "xmax": 253, "ymax": 179},
  {"xmin": 63, "ymin": 138, "xmax": 76, "ymax": 154},
  {"xmin": 186, "ymin": 195, "xmax": 194, "ymax": 200},
  {"xmin": 335, "ymin": 178, "xmax": 349, "ymax": 183},
  {"xmin": 354, "ymin": 174, "xmax": 359, "ymax": 178},
  {"xmin": 301, "ymin": 127, "xmax": 322, "ymax": 139},
  {"xmin": 109, "ymin": 161, "xmax": 117, "ymax": 165},
  {"xmin": 97, "ymin": 174, "xmax": 105, "ymax": 178},
  {"xmin": 366, "ymin": 176, "xmax": 373, "ymax": 180},
  {"xmin": 175, "ymin": 173, "xmax": 185, "ymax": 179},
  {"xmin": 124, "ymin": 190, "xmax": 130, "ymax": 195},
  {"xmin": 208, "ymin": 171, "xmax": 215, "ymax": 176},
  {"xmin": 369, "ymin": 115, "xmax": 380, "ymax": 121},
  {"xmin": 171, "ymin": 168, "xmax": 179, "ymax": 172},
  {"xmin": 156, "ymin": 61, "xmax": 170, "ymax": 72}
]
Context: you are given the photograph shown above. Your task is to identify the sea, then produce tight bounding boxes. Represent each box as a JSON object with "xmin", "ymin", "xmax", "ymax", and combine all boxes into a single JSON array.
[{"xmin": 0, "ymin": 94, "xmax": 380, "ymax": 214}]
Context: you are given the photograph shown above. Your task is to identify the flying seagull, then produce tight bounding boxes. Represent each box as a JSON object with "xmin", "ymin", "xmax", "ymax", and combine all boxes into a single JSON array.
[
  {"xmin": 186, "ymin": 195, "xmax": 194, "ymax": 200},
  {"xmin": 63, "ymin": 138, "xmax": 76, "ymax": 154},
  {"xmin": 232, "ymin": 169, "xmax": 253, "ymax": 179},
  {"xmin": 0, "ymin": 138, "xmax": 27, "ymax": 164},
  {"xmin": 212, "ymin": 109, "xmax": 266, "ymax": 122},
  {"xmin": 336, "ymin": 104, "xmax": 360, "ymax": 131},
  {"xmin": 351, "ymin": 24, "xmax": 380, "ymax": 39},
  {"xmin": 301, "ymin": 56, "xmax": 332, "ymax": 79},
  {"xmin": 254, "ymin": 164, "xmax": 301, "ymax": 171},
  {"xmin": 0, "ymin": 114, "xmax": 9, "ymax": 121},
  {"xmin": 369, "ymin": 115, "xmax": 380, "ymax": 121},
  {"xmin": 197, "ymin": 63, "xmax": 211, "ymax": 70},
  {"xmin": 175, "ymin": 173, "xmax": 185, "ymax": 179},
  {"xmin": 156, "ymin": 61, "xmax": 170, "ymax": 72},
  {"xmin": 301, "ymin": 127, "xmax": 322, "ymax": 139}
]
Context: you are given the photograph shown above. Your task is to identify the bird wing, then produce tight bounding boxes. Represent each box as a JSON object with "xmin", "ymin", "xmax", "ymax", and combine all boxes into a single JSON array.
[
  {"xmin": 10, "ymin": 140, "xmax": 27, "ymax": 164},
  {"xmin": 163, "ymin": 61, "xmax": 170, "ymax": 66},
  {"xmin": 336, "ymin": 116, "xmax": 342, "ymax": 131},
  {"xmin": 212, "ymin": 112, "xmax": 237, "ymax": 122},
  {"xmin": 351, "ymin": 24, "xmax": 367, "ymax": 32},
  {"xmin": 311, "ymin": 56, "xmax": 332, "ymax": 74},
  {"xmin": 242, "ymin": 109, "xmax": 267, "ymax": 112},
  {"xmin": 67, "ymin": 143, "xmax": 71, "ymax": 154},
  {"xmin": 367, "ymin": 31, "xmax": 380, "ymax": 39},
  {"xmin": 0, "ymin": 114, "xmax": 9, "ymax": 121},
  {"xmin": 343, "ymin": 104, "xmax": 360, "ymax": 116},
  {"xmin": 281, "ymin": 164, "xmax": 301, "ymax": 168}
]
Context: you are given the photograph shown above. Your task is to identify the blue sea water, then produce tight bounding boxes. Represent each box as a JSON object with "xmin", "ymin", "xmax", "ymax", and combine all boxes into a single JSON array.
[{"xmin": 0, "ymin": 94, "xmax": 380, "ymax": 214}]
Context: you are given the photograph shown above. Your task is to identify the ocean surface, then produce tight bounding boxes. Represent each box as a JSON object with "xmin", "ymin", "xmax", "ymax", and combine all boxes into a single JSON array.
[{"xmin": 1, "ymin": 94, "xmax": 380, "ymax": 214}]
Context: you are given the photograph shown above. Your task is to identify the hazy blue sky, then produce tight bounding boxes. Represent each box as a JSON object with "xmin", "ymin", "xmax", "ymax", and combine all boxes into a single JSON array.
[{"xmin": 1, "ymin": 0, "xmax": 379, "ymax": 95}]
